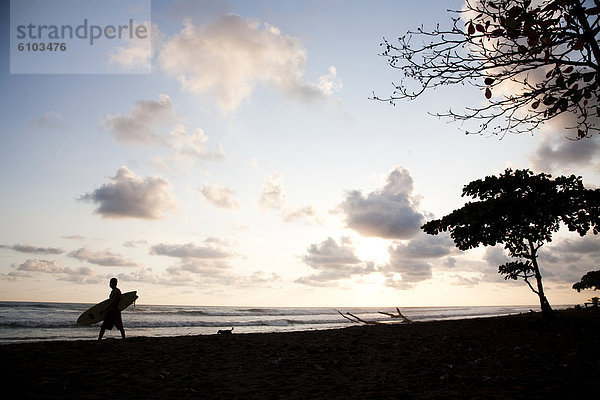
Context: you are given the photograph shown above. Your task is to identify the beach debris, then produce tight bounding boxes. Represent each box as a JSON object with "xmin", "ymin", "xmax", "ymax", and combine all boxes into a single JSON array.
[
  {"xmin": 378, "ymin": 308, "xmax": 413, "ymax": 323},
  {"xmin": 337, "ymin": 308, "xmax": 413, "ymax": 325},
  {"xmin": 337, "ymin": 311, "xmax": 378, "ymax": 324}
]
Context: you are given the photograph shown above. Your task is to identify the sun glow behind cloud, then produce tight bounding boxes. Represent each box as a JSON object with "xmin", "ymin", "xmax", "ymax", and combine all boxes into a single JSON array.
[{"xmin": 354, "ymin": 237, "xmax": 389, "ymax": 265}]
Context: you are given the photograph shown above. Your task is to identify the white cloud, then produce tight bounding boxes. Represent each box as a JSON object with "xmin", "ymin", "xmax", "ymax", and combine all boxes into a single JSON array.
[
  {"xmin": 260, "ymin": 172, "xmax": 321, "ymax": 223},
  {"xmin": 68, "ymin": 247, "xmax": 139, "ymax": 267},
  {"xmin": 340, "ymin": 167, "xmax": 425, "ymax": 239},
  {"xmin": 201, "ymin": 183, "xmax": 242, "ymax": 210},
  {"xmin": 102, "ymin": 96, "xmax": 225, "ymax": 170},
  {"xmin": 162, "ymin": 125, "xmax": 226, "ymax": 169},
  {"xmin": 80, "ymin": 166, "xmax": 177, "ymax": 220},
  {"xmin": 101, "ymin": 94, "xmax": 175, "ymax": 145},
  {"xmin": 158, "ymin": 15, "xmax": 341, "ymax": 111},
  {"xmin": 108, "ymin": 21, "xmax": 156, "ymax": 72},
  {"xmin": 318, "ymin": 66, "xmax": 343, "ymax": 95}
]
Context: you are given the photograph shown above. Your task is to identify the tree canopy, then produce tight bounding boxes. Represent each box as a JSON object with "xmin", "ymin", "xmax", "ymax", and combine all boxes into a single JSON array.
[
  {"xmin": 421, "ymin": 169, "xmax": 600, "ymax": 316},
  {"xmin": 377, "ymin": 0, "xmax": 600, "ymax": 138},
  {"xmin": 573, "ymin": 269, "xmax": 600, "ymax": 291}
]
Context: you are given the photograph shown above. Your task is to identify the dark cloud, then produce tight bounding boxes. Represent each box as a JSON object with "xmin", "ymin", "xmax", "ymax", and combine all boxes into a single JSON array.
[
  {"xmin": 150, "ymin": 242, "xmax": 234, "ymax": 259},
  {"xmin": 538, "ymin": 235, "xmax": 600, "ymax": 284},
  {"xmin": 69, "ymin": 247, "xmax": 139, "ymax": 267},
  {"xmin": 296, "ymin": 237, "xmax": 376, "ymax": 285},
  {"xmin": 480, "ymin": 235, "xmax": 600, "ymax": 285},
  {"xmin": 383, "ymin": 245, "xmax": 432, "ymax": 289},
  {"xmin": 383, "ymin": 260, "xmax": 432, "ymax": 289},
  {"xmin": 340, "ymin": 167, "xmax": 425, "ymax": 239},
  {"xmin": 80, "ymin": 166, "xmax": 177, "ymax": 220},
  {"xmin": 529, "ymin": 112, "xmax": 600, "ymax": 173},
  {"xmin": 530, "ymin": 134, "xmax": 600, "ymax": 173},
  {"xmin": 387, "ymin": 234, "xmax": 455, "ymax": 260},
  {"xmin": 379, "ymin": 233, "xmax": 456, "ymax": 289},
  {"xmin": 484, "ymin": 246, "xmax": 511, "ymax": 268},
  {"xmin": 0, "ymin": 244, "xmax": 64, "ymax": 255}
]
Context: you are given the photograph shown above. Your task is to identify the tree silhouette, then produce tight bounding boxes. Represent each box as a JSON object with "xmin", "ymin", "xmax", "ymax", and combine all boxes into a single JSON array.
[
  {"xmin": 421, "ymin": 169, "xmax": 600, "ymax": 318},
  {"xmin": 573, "ymin": 270, "xmax": 600, "ymax": 291},
  {"xmin": 376, "ymin": 0, "xmax": 600, "ymax": 138}
]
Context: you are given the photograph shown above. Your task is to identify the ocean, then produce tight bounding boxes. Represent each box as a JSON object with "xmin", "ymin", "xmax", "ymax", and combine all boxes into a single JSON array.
[{"xmin": 0, "ymin": 302, "xmax": 564, "ymax": 344}]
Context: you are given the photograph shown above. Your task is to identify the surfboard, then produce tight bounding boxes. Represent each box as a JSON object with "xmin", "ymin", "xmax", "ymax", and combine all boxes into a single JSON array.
[{"xmin": 77, "ymin": 291, "xmax": 138, "ymax": 326}]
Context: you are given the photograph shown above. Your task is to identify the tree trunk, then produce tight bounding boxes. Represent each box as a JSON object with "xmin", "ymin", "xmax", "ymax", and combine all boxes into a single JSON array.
[{"xmin": 530, "ymin": 245, "xmax": 554, "ymax": 320}]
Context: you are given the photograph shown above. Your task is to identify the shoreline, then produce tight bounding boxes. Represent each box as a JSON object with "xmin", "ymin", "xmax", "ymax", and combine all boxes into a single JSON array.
[{"xmin": 2, "ymin": 308, "xmax": 598, "ymax": 399}]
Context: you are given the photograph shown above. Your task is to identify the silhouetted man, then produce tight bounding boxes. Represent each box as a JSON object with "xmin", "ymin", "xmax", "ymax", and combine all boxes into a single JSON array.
[{"xmin": 98, "ymin": 278, "xmax": 126, "ymax": 340}]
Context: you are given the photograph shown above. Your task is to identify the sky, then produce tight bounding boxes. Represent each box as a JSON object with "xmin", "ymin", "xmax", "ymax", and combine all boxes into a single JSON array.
[{"xmin": 1, "ymin": 0, "xmax": 599, "ymax": 307}]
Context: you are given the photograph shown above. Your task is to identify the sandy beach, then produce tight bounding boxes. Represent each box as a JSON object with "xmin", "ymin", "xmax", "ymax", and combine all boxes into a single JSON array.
[{"xmin": 1, "ymin": 308, "xmax": 598, "ymax": 399}]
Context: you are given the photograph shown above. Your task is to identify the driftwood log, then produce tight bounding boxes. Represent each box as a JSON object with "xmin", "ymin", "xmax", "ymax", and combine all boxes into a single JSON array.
[{"xmin": 337, "ymin": 308, "xmax": 412, "ymax": 325}]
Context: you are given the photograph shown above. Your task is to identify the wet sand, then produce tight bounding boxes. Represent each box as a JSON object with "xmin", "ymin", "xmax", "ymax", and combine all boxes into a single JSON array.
[{"xmin": 1, "ymin": 308, "xmax": 599, "ymax": 399}]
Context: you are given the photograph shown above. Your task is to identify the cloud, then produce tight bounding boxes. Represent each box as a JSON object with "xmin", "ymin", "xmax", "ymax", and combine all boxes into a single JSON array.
[
  {"xmin": 14, "ymin": 259, "xmax": 63, "ymax": 273},
  {"xmin": 101, "ymin": 94, "xmax": 176, "ymax": 145},
  {"xmin": 529, "ymin": 133, "xmax": 600, "ymax": 174},
  {"xmin": 340, "ymin": 167, "xmax": 426, "ymax": 239},
  {"xmin": 166, "ymin": 259, "xmax": 231, "ymax": 276},
  {"xmin": 166, "ymin": 125, "xmax": 225, "ymax": 163},
  {"xmin": 29, "ymin": 111, "xmax": 67, "ymax": 130},
  {"xmin": 145, "ymin": 240, "xmax": 278, "ymax": 288},
  {"xmin": 150, "ymin": 242, "xmax": 234, "ymax": 259},
  {"xmin": 7, "ymin": 259, "xmax": 104, "ymax": 284},
  {"xmin": 102, "ymin": 96, "xmax": 225, "ymax": 170},
  {"xmin": 318, "ymin": 66, "xmax": 343, "ymax": 95},
  {"xmin": 387, "ymin": 234, "xmax": 455, "ymax": 260},
  {"xmin": 68, "ymin": 247, "xmax": 139, "ymax": 267},
  {"xmin": 62, "ymin": 235, "xmax": 85, "ymax": 241},
  {"xmin": 259, "ymin": 172, "xmax": 321, "ymax": 223},
  {"xmin": 158, "ymin": 15, "xmax": 341, "ymax": 111},
  {"xmin": 123, "ymin": 240, "xmax": 148, "ymax": 248},
  {"xmin": 380, "ymin": 234, "xmax": 453, "ymax": 289},
  {"xmin": 296, "ymin": 237, "xmax": 376, "ymax": 285},
  {"xmin": 201, "ymin": 183, "xmax": 242, "ymax": 209},
  {"xmin": 0, "ymin": 244, "xmax": 64, "ymax": 255},
  {"xmin": 484, "ymin": 246, "xmax": 511, "ymax": 268},
  {"xmin": 108, "ymin": 21, "xmax": 157, "ymax": 72},
  {"xmin": 117, "ymin": 267, "xmax": 164, "ymax": 285},
  {"xmin": 537, "ymin": 235, "xmax": 600, "ymax": 283},
  {"xmin": 80, "ymin": 166, "xmax": 177, "ymax": 220},
  {"xmin": 479, "ymin": 234, "xmax": 600, "ymax": 285},
  {"xmin": 375, "ymin": 233, "xmax": 456, "ymax": 290}
]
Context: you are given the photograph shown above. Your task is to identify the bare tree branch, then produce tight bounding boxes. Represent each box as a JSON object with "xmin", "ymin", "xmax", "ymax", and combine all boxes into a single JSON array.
[{"xmin": 375, "ymin": 0, "xmax": 600, "ymax": 138}]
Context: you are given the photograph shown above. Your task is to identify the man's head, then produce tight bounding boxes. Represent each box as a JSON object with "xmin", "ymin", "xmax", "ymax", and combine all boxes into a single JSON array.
[{"xmin": 109, "ymin": 277, "xmax": 118, "ymax": 288}]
